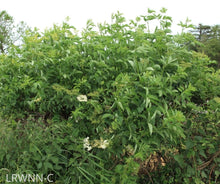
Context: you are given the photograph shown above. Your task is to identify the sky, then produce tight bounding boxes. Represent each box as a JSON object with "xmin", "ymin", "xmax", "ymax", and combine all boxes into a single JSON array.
[{"xmin": 1, "ymin": 0, "xmax": 220, "ymax": 33}]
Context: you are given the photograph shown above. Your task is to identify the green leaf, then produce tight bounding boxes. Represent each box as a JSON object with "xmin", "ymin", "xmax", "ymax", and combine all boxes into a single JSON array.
[
  {"xmin": 174, "ymin": 154, "xmax": 185, "ymax": 168},
  {"xmin": 102, "ymin": 113, "xmax": 114, "ymax": 119},
  {"xmin": 115, "ymin": 164, "xmax": 123, "ymax": 173},
  {"xmin": 117, "ymin": 101, "xmax": 124, "ymax": 111},
  {"xmin": 148, "ymin": 9, "xmax": 156, "ymax": 13},
  {"xmin": 160, "ymin": 8, "xmax": 168, "ymax": 13},
  {"xmin": 145, "ymin": 98, "xmax": 151, "ymax": 108},
  {"xmin": 146, "ymin": 67, "xmax": 154, "ymax": 71},
  {"xmin": 148, "ymin": 123, "xmax": 153, "ymax": 135},
  {"xmin": 186, "ymin": 140, "xmax": 194, "ymax": 149},
  {"xmin": 44, "ymin": 162, "xmax": 53, "ymax": 170},
  {"xmin": 77, "ymin": 167, "xmax": 94, "ymax": 184},
  {"xmin": 37, "ymin": 162, "xmax": 42, "ymax": 169}
]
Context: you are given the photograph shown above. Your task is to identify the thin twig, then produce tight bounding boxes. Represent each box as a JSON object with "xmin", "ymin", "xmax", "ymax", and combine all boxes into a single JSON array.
[
  {"xmin": 209, "ymin": 164, "xmax": 216, "ymax": 184},
  {"xmin": 197, "ymin": 149, "xmax": 220, "ymax": 171}
]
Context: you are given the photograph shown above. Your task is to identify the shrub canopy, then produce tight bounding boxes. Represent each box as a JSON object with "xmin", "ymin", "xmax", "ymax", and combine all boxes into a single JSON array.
[{"xmin": 0, "ymin": 9, "xmax": 219, "ymax": 183}]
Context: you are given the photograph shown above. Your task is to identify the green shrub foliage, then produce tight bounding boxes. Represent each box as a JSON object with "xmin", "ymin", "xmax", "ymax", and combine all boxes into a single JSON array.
[{"xmin": 0, "ymin": 9, "xmax": 219, "ymax": 183}]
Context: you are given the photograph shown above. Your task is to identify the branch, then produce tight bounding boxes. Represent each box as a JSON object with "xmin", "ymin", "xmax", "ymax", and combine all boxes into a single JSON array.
[{"xmin": 197, "ymin": 149, "xmax": 220, "ymax": 170}]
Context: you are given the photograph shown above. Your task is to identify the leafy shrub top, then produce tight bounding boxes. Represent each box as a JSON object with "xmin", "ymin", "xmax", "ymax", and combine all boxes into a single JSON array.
[{"xmin": 0, "ymin": 8, "xmax": 219, "ymax": 183}]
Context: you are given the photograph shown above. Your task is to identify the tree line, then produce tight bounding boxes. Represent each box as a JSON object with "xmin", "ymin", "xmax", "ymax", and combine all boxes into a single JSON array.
[{"xmin": 190, "ymin": 24, "xmax": 220, "ymax": 67}]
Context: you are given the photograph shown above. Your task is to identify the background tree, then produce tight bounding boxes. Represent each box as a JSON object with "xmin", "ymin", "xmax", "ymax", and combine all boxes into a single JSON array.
[
  {"xmin": 190, "ymin": 24, "xmax": 220, "ymax": 67},
  {"xmin": 190, "ymin": 24, "xmax": 211, "ymax": 41},
  {"xmin": 0, "ymin": 10, "xmax": 28, "ymax": 54}
]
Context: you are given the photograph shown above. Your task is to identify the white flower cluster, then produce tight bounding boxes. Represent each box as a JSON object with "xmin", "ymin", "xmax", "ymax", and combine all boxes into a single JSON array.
[
  {"xmin": 94, "ymin": 138, "xmax": 109, "ymax": 149},
  {"xmin": 77, "ymin": 95, "xmax": 87, "ymax": 102},
  {"xmin": 83, "ymin": 137, "xmax": 92, "ymax": 151},
  {"xmin": 83, "ymin": 137, "xmax": 109, "ymax": 151},
  {"xmin": 100, "ymin": 140, "xmax": 109, "ymax": 149}
]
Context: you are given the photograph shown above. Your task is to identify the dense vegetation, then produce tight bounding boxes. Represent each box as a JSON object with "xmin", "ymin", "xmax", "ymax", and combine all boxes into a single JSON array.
[{"xmin": 0, "ymin": 9, "xmax": 219, "ymax": 183}]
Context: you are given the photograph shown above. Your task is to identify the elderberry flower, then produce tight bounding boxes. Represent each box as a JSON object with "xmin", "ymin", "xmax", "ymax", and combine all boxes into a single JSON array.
[
  {"xmin": 98, "ymin": 139, "xmax": 109, "ymax": 149},
  {"xmin": 83, "ymin": 137, "xmax": 92, "ymax": 151},
  {"xmin": 77, "ymin": 95, "xmax": 87, "ymax": 102}
]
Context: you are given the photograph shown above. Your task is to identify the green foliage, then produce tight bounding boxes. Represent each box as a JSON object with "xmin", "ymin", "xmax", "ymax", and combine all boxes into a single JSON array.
[{"xmin": 0, "ymin": 9, "xmax": 219, "ymax": 183}]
